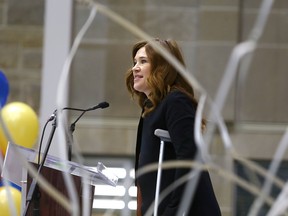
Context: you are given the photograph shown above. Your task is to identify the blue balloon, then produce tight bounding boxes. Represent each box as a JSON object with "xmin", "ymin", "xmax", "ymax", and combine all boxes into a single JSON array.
[
  {"xmin": 0, "ymin": 70, "xmax": 9, "ymax": 107},
  {"xmin": 0, "ymin": 179, "xmax": 21, "ymax": 191}
]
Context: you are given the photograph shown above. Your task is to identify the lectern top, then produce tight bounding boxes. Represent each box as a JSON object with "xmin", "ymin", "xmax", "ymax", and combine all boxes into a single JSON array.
[{"xmin": 2, "ymin": 142, "xmax": 118, "ymax": 187}]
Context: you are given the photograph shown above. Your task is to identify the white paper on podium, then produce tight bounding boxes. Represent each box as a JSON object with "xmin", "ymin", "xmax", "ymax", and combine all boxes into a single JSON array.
[{"xmin": 1, "ymin": 142, "xmax": 118, "ymax": 187}]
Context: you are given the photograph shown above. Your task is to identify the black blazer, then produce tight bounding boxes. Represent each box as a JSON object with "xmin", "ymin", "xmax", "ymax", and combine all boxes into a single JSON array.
[{"xmin": 135, "ymin": 91, "xmax": 221, "ymax": 216}]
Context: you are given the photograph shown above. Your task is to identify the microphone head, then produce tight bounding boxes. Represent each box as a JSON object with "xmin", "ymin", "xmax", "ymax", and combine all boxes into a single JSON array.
[
  {"xmin": 98, "ymin": 101, "xmax": 109, "ymax": 109},
  {"xmin": 88, "ymin": 102, "xmax": 109, "ymax": 111}
]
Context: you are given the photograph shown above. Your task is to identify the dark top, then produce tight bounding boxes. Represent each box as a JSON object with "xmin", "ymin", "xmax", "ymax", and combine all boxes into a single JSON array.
[{"xmin": 135, "ymin": 90, "xmax": 221, "ymax": 216}]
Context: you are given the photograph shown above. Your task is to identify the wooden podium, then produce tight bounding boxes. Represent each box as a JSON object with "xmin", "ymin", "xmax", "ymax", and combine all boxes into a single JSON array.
[
  {"xmin": 25, "ymin": 165, "xmax": 95, "ymax": 216},
  {"xmin": 2, "ymin": 143, "xmax": 118, "ymax": 216}
]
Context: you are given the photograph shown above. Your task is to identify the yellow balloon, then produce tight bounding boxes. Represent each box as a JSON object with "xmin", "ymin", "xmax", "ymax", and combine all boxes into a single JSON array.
[
  {"xmin": 0, "ymin": 186, "xmax": 22, "ymax": 216},
  {"xmin": 0, "ymin": 102, "xmax": 39, "ymax": 155}
]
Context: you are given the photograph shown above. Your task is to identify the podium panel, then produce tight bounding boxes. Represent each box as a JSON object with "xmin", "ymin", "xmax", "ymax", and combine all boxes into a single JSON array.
[{"xmin": 26, "ymin": 165, "xmax": 95, "ymax": 216}]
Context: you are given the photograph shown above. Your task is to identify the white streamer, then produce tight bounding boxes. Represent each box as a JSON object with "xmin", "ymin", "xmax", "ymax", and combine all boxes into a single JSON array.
[
  {"xmin": 265, "ymin": 128, "xmax": 288, "ymax": 216},
  {"xmin": 55, "ymin": 4, "xmax": 98, "ymax": 216}
]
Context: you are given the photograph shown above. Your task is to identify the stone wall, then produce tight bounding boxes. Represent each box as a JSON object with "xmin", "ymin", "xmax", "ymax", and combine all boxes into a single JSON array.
[{"xmin": 0, "ymin": 0, "xmax": 43, "ymax": 111}]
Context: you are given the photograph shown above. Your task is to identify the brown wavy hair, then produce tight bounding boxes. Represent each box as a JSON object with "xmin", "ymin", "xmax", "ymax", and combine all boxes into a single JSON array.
[{"xmin": 125, "ymin": 38, "xmax": 198, "ymax": 117}]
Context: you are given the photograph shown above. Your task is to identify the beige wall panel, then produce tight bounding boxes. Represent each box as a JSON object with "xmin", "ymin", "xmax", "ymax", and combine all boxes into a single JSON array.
[
  {"xmin": 232, "ymin": 128, "xmax": 288, "ymax": 159},
  {"xmin": 241, "ymin": 9, "xmax": 288, "ymax": 43},
  {"xmin": 237, "ymin": 48, "xmax": 288, "ymax": 123},
  {"xmin": 140, "ymin": 7, "xmax": 198, "ymax": 41},
  {"xmin": 143, "ymin": 0, "xmax": 199, "ymax": 7},
  {"xmin": 198, "ymin": 9, "xmax": 239, "ymax": 41},
  {"xmin": 7, "ymin": 0, "xmax": 44, "ymax": 25},
  {"xmin": 73, "ymin": 6, "xmax": 135, "ymax": 41},
  {"xmin": 74, "ymin": 5, "xmax": 199, "ymax": 42},
  {"xmin": 200, "ymin": 0, "xmax": 239, "ymax": 7},
  {"xmin": 193, "ymin": 45, "xmax": 236, "ymax": 120},
  {"xmin": 70, "ymin": 43, "xmax": 140, "ymax": 118},
  {"xmin": 243, "ymin": 0, "xmax": 288, "ymax": 9},
  {"xmin": 0, "ymin": 43, "xmax": 18, "ymax": 68},
  {"xmin": 74, "ymin": 118, "xmax": 137, "ymax": 155}
]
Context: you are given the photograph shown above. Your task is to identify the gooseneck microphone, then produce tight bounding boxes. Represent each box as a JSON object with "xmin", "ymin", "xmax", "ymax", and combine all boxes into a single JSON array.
[
  {"xmin": 46, "ymin": 101, "xmax": 110, "ymax": 122},
  {"xmin": 85, "ymin": 101, "xmax": 109, "ymax": 111},
  {"xmin": 40, "ymin": 101, "xmax": 110, "ymax": 161},
  {"xmin": 67, "ymin": 101, "xmax": 109, "ymax": 161},
  {"xmin": 69, "ymin": 101, "xmax": 109, "ymax": 133}
]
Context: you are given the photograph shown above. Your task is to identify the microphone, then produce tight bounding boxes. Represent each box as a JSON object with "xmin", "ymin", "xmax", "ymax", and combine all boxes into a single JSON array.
[
  {"xmin": 86, "ymin": 101, "xmax": 109, "ymax": 111},
  {"xmin": 47, "ymin": 102, "xmax": 110, "ymax": 120},
  {"xmin": 70, "ymin": 101, "xmax": 109, "ymax": 132},
  {"xmin": 68, "ymin": 101, "xmax": 109, "ymax": 161}
]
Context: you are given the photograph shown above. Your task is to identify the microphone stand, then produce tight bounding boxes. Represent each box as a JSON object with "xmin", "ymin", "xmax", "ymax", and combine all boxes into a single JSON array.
[
  {"xmin": 23, "ymin": 113, "xmax": 57, "ymax": 216},
  {"xmin": 68, "ymin": 110, "xmax": 87, "ymax": 161},
  {"xmin": 66, "ymin": 101, "xmax": 109, "ymax": 161}
]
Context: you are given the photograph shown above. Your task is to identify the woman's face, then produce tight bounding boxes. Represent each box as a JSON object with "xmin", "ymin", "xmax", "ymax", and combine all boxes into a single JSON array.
[{"xmin": 132, "ymin": 46, "xmax": 151, "ymax": 96}]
